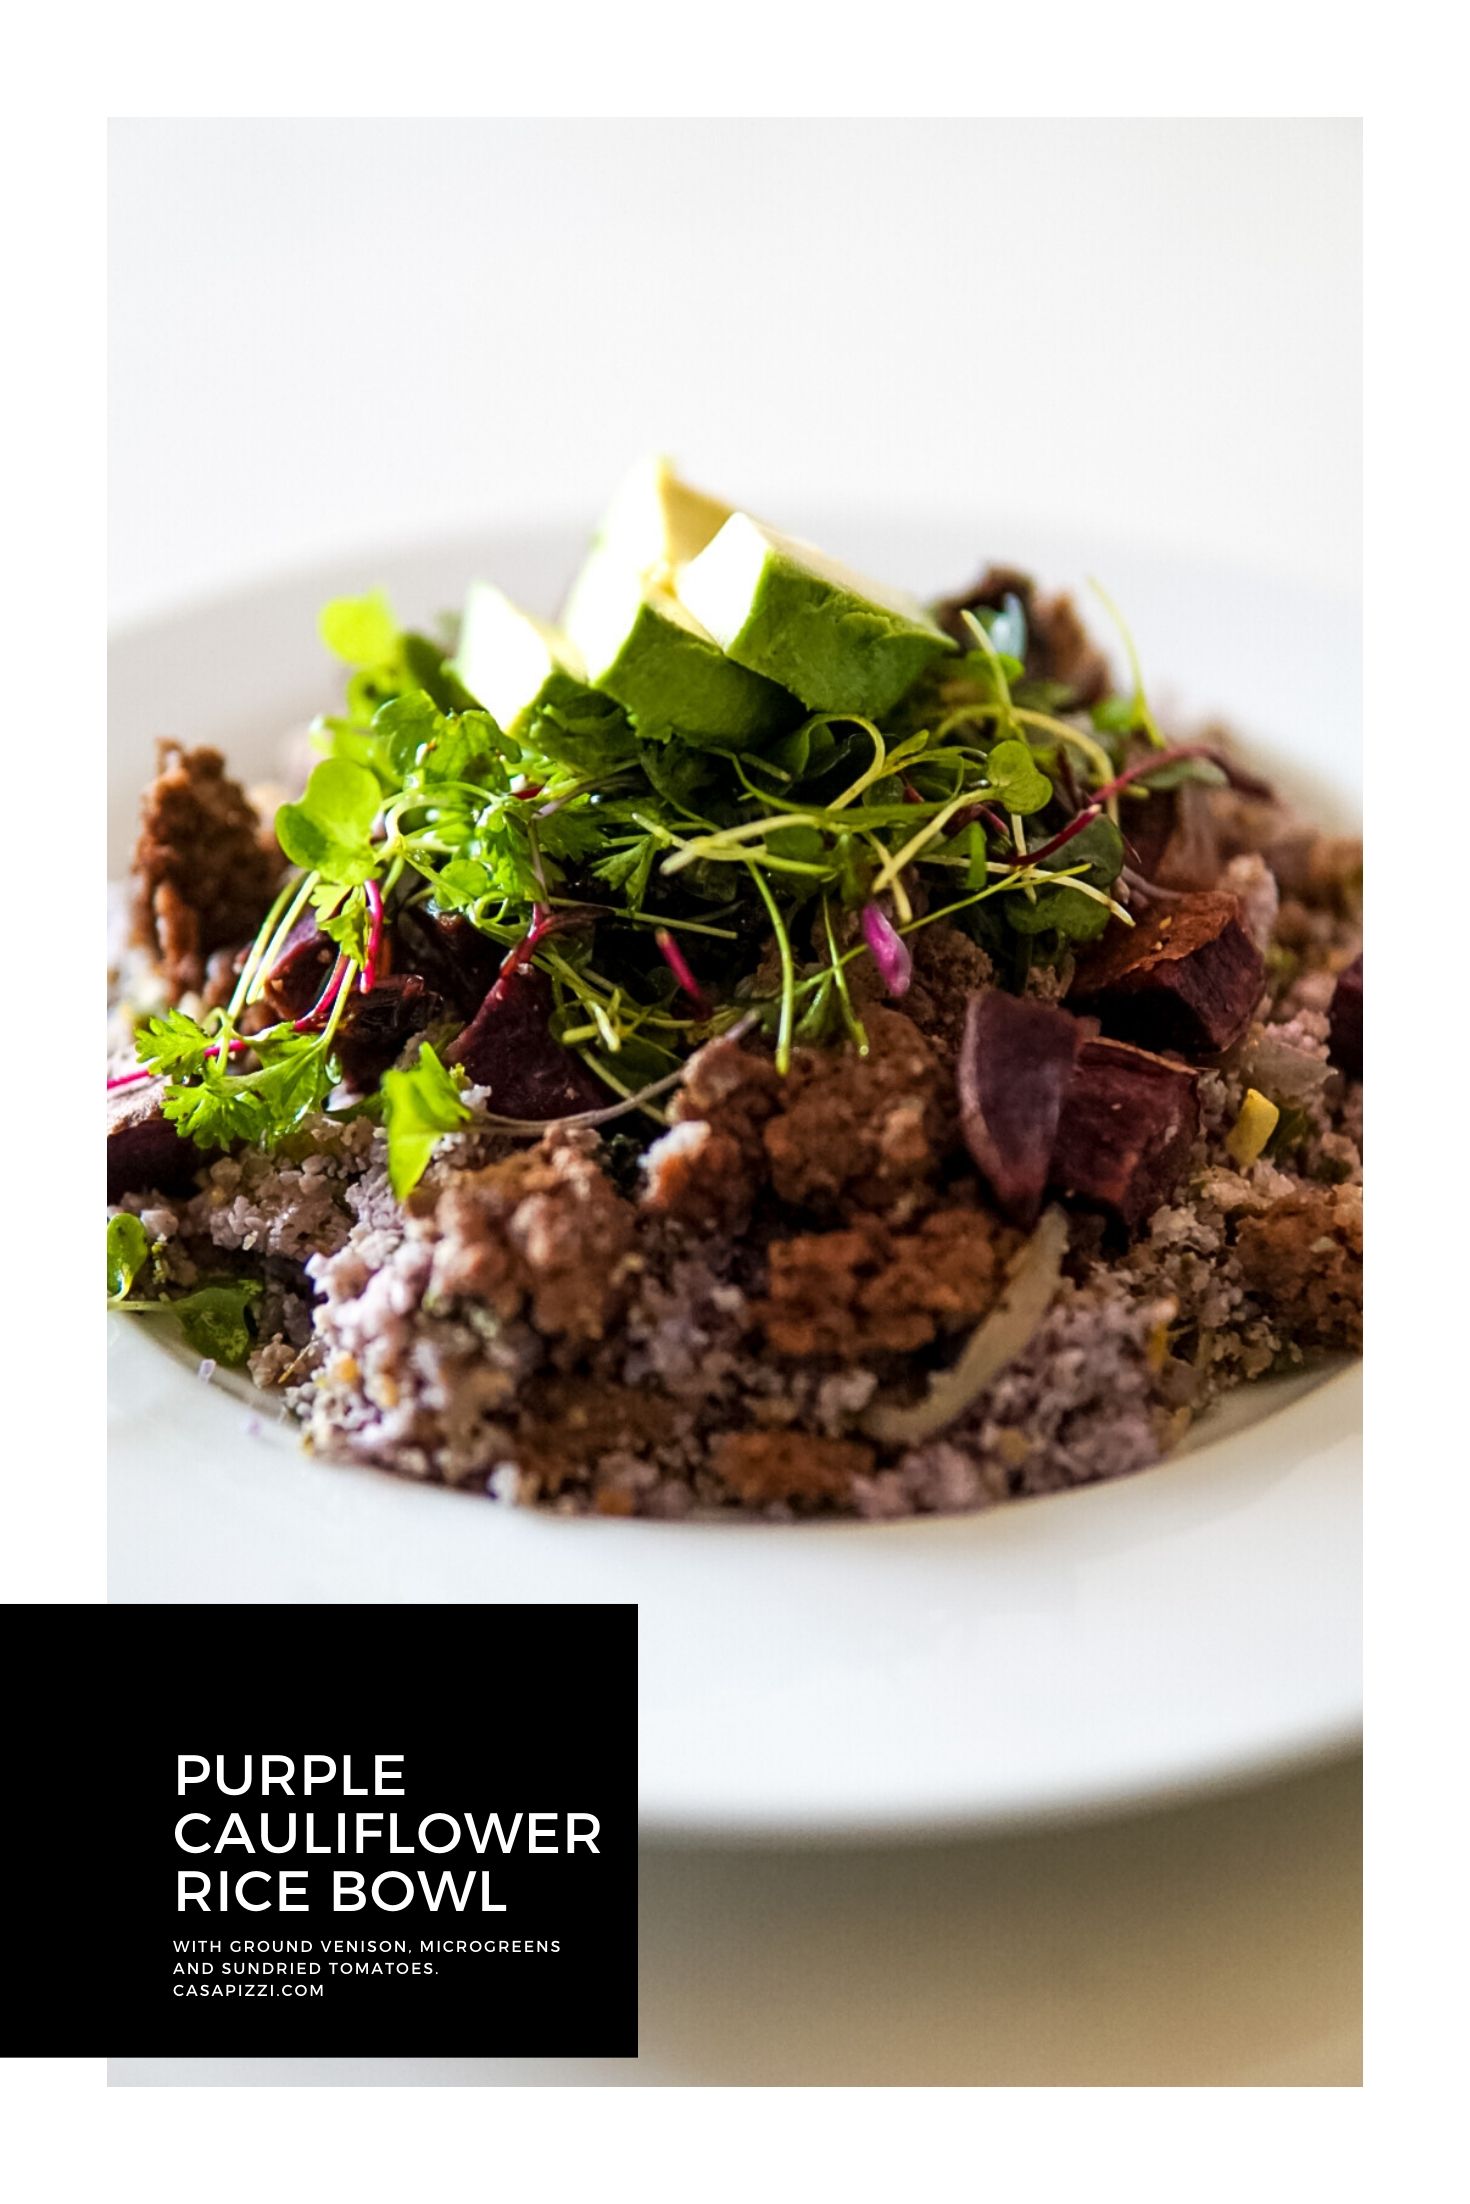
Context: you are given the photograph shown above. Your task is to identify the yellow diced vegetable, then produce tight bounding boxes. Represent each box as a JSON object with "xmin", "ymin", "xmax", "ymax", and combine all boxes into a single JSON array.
[{"xmin": 1226, "ymin": 1087, "xmax": 1281, "ymax": 1169}]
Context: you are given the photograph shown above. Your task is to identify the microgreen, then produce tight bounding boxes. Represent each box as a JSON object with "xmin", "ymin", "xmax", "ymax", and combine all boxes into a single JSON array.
[
  {"xmin": 172, "ymin": 1281, "xmax": 263, "ymax": 1365},
  {"xmin": 275, "ymin": 759, "xmax": 382, "ymax": 887},
  {"xmin": 1003, "ymin": 814, "xmax": 1127, "ymax": 942},
  {"xmin": 132, "ymin": 565, "xmax": 1171, "ymax": 1176},
  {"xmin": 107, "ymin": 1213, "xmax": 150, "ymax": 1299},
  {"xmin": 1087, "ymin": 578, "xmax": 1163, "ymax": 749},
  {"xmin": 381, "ymin": 1043, "xmax": 473, "ymax": 1199},
  {"xmin": 320, "ymin": 589, "xmax": 401, "ymax": 670},
  {"xmin": 106, "ymin": 1215, "xmax": 263, "ymax": 1367},
  {"xmin": 983, "ymin": 738, "xmax": 1053, "ymax": 817}
]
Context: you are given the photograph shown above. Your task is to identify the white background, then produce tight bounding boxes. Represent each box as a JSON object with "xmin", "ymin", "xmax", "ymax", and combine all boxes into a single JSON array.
[{"xmin": 109, "ymin": 118, "xmax": 1360, "ymax": 624}]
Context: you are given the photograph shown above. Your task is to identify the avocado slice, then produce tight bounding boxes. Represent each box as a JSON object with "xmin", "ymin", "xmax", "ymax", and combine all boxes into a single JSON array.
[
  {"xmin": 562, "ymin": 547, "xmax": 796, "ymax": 747},
  {"xmin": 678, "ymin": 513, "xmax": 956, "ymax": 718},
  {"xmin": 453, "ymin": 582, "xmax": 600, "ymax": 738},
  {"xmin": 594, "ymin": 454, "xmax": 734, "ymax": 587}
]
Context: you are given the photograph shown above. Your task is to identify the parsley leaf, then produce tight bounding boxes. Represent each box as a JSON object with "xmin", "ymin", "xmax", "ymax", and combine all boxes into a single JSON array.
[{"xmin": 155, "ymin": 1028, "xmax": 337, "ymax": 1153}]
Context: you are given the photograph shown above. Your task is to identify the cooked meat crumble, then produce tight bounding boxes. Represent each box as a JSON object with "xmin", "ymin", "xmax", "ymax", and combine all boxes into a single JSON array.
[{"xmin": 131, "ymin": 740, "xmax": 282, "ymax": 999}]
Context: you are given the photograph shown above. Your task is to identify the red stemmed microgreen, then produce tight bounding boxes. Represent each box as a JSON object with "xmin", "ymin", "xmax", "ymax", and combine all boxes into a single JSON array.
[
  {"xmin": 860, "ymin": 900, "xmax": 913, "ymax": 999},
  {"xmin": 654, "ymin": 927, "xmax": 708, "ymax": 1015}
]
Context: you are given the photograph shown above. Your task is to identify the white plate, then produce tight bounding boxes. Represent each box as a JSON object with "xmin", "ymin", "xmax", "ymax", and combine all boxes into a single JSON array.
[{"xmin": 109, "ymin": 515, "xmax": 1362, "ymax": 1840}]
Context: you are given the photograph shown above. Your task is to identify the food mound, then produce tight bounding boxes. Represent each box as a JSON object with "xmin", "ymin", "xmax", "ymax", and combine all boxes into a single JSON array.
[{"xmin": 107, "ymin": 461, "xmax": 1362, "ymax": 1520}]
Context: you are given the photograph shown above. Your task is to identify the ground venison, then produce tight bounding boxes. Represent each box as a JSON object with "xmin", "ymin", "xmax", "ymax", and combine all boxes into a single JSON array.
[
  {"xmin": 131, "ymin": 740, "xmax": 282, "ymax": 998},
  {"xmin": 756, "ymin": 1204, "xmax": 1021, "ymax": 1358},
  {"xmin": 1234, "ymin": 1183, "xmax": 1363, "ymax": 1352}
]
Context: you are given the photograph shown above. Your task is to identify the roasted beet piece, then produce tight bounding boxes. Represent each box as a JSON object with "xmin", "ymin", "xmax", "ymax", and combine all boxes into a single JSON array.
[
  {"xmin": 394, "ymin": 905, "xmax": 505, "ymax": 1020},
  {"xmin": 1117, "ymin": 786, "xmax": 1180, "ymax": 880},
  {"xmin": 1049, "ymin": 1038, "xmax": 1199, "ymax": 1231},
  {"xmin": 1068, "ymin": 891, "xmax": 1264, "ymax": 1056},
  {"xmin": 333, "ymin": 974, "xmax": 444, "ymax": 1093},
  {"xmin": 957, "ymin": 990, "xmax": 1083, "ymax": 1225},
  {"xmin": 107, "ymin": 1078, "xmax": 201, "ymax": 1202},
  {"xmin": 259, "ymin": 913, "xmax": 338, "ymax": 1020},
  {"xmin": 1327, "ymin": 953, "xmax": 1363, "ymax": 1080},
  {"xmin": 446, "ymin": 956, "xmax": 606, "ymax": 1121}
]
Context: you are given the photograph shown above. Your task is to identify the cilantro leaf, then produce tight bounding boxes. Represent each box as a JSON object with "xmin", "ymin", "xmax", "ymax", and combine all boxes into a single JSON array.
[
  {"xmin": 521, "ymin": 693, "xmax": 637, "ymax": 776},
  {"xmin": 313, "ymin": 882, "xmax": 370, "ymax": 963},
  {"xmin": 107, "ymin": 1214, "xmax": 151, "ymax": 1300},
  {"xmin": 248, "ymin": 1031, "xmax": 337, "ymax": 1132},
  {"xmin": 638, "ymin": 738, "xmax": 718, "ymax": 813},
  {"xmin": 160, "ymin": 1063, "xmax": 268, "ymax": 1148},
  {"xmin": 275, "ymin": 758, "xmax": 382, "ymax": 886},
  {"xmin": 134, "ymin": 1008, "xmax": 216, "ymax": 1081},
  {"xmin": 535, "ymin": 808, "xmax": 606, "ymax": 865},
  {"xmin": 381, "ymin": 1043, "xmax": 472, "ymax": 1199},
  {"xmin": 593, "ymin": 836, "xmax": 657, "ymax": 909}
]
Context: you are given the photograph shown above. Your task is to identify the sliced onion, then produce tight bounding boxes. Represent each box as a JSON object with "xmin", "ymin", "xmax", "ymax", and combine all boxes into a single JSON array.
[
  {"xmin": 862, "ymin": 1205, "xmax": 1069, "ymax": 1447},
  {"xmin": 861, "ymin": 900, "xmax": 913, "ymax": 998}
]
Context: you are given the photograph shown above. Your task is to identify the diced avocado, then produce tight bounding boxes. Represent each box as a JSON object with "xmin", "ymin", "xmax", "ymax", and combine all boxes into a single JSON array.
[
  {"xmin": 594, "ymin": 454, "xmax": 734, "ymax": 587},
  {"xmin": 452, "ymin": 581, "xmax": 598, "ymax": 738},
  {"xmin": 562, "ymin": 547, "xmax": 796, "ymax": 747},
  {"xmin": 678, "ymin": 513, "xmax": 956, "ymax": 718}
]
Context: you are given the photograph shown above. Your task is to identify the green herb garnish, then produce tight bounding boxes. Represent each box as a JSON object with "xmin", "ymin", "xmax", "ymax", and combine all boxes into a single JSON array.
[
  {"xmin": 137, "ymin": 549, "xmax": 1176, "ymax": 1166},
  {"xmin": 381, "ymin": 1043, "xmax": 473, "ymax": 1199},
  {"xmin": 106, "ymin": 1220, "xmax": 262, "ymax": 1367}
]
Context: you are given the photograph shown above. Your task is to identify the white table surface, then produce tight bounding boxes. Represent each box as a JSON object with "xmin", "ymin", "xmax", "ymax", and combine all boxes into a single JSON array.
[{"xmin": 108, "ymin": 118, "xmax": 1361, "ymax": 2087}]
